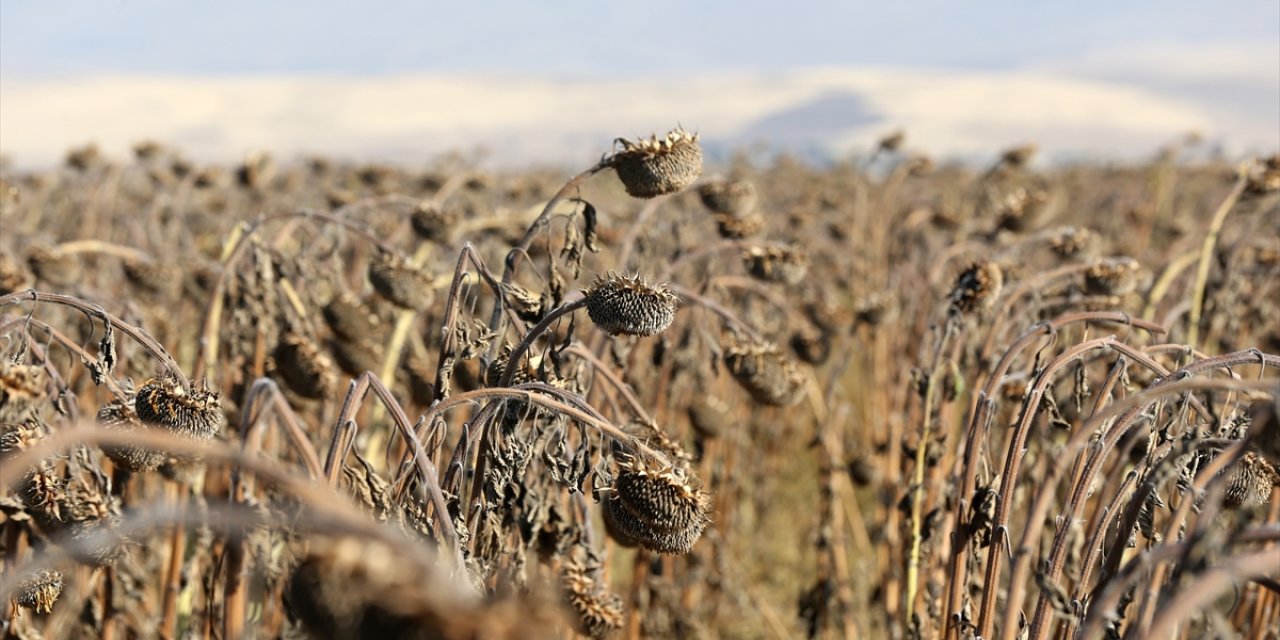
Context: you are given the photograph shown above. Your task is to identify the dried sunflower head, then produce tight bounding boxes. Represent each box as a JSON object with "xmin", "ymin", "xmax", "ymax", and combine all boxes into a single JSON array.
[
  {"xmin": 98, "ymin": 397, "xmax": 167, "ymax": 473},
  {"xmin": 1084, "ymin": 257, "xmax": 1141, "ymax": 296},
  {"xmin": 328, "ymin": 337, "xmax": 384, "ymax": 378},
  {"xmin": 1245, "ymin": 153, "xmax": 1280, "ymax": 195},
  {"xmin": 1000, "ymin": 143, "xmax": 1038, "ymax": 168},
  {"xmin": 0, "ymin": 419, "xmax": 48, "ymax": 459},
  {"xmin": 134, "ymin": 375, "xmax": 223, "ymax": 441},
  {"xmin": 410, "ymin": 202, "xmax": 460, "ymax": 242},
  {"xmin": 790, "ymin": 329, "xmax": 831, "ymax": 365},
  {"xmin": 484, "ymin": 345, "xmax": 537, "ymax": 388},
  {"xmin": 285, "ymin": 536, "xmax": 542, "ymax": 640},
  {"xmin": 608, "ymin": 128, "xmax": 703, "ymax": 198},
  {"xmin": 1, "ymin": 363, "xmax": 50, "ymax": 424},
  {"xmin": 368, "ymin": 250, "xmax": 433, "ymax": 310},
  {"xmin": 13, "ymin": 570, "xmax": 63, "ymax": 614},
  {"xmin": 584, "ymin": 273, "xmax": 678, "ymax": 337},
  {"xmin": 601, "ymin": 453, "xmax": 710, "ymax": 554},
  {"xmin": 877, "ymin": 130, "xmax": 906, "ymax": 153},
  {"xmin": 723, "ymin": 338, "xmax": 805, "ymax": 407},
  {"xmin": 38, "ymin": 482, "xmax": 126, "ymax": 566},
  {"xmin": 323, "ymin": 293, "xmax": 382, "ymax": 342},
  {"xmin": 273, "ymin": 332, "xmax": 336, "ymax": 400},
  {"xmin": 1250, "ymin": 398, "xmax": 1280, "ymax": 467},
  {"xmin": 743, "ymin": 245, "xmax": 809, "ymax": 285},
  {"xmin": 1047, "ymin": 226, "xmax": 1100, "ymax": 261},
  {"xmin": 698, "ymin": 179, "xmax": 757, "ymax": 216},
  {"xmin": 854, "ymin": 292, "xmax": 894, "ymax": 326},
  {"xmin": 714, "ymin": 211, "xmax": 764, "ymax": 239},
  {"xmin": 561, "ymin": 545, "xmax": 625, "ymax": 639},
  {"xmin": 948, "ymin": 261, "xmax": 1003, "ymax": 315},
  {"xmin": 1223, "ymin": 451, "xmax": 1278, "ymax": 510}
]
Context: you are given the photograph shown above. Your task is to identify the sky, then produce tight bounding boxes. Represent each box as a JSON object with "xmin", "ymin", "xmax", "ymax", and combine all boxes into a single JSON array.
[{"xmin": 1, "ymin": 1, "xmax": 1277, "ymax": 166}]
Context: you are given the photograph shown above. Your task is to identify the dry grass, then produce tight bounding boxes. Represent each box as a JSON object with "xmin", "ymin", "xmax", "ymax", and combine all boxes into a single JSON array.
[{"xmin": 0, "ymin": 133, "xmax": 1278, "ymax": 640}]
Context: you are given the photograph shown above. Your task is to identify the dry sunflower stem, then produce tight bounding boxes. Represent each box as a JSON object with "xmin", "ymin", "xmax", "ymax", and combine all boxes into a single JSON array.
[{"xmin": 1, "ymin": 127, "xmax": 1277, "ymax": 640}]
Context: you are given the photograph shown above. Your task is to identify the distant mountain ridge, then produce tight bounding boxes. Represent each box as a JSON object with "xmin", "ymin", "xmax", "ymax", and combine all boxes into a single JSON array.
[{"xmin": 1, "ymin": 62, "xmax": 1275, "ymax": 169}]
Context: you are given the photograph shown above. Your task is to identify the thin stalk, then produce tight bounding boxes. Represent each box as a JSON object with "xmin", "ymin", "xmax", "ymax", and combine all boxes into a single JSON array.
[
  {"xmin": 0, "ymin": 289, "xmax": 189, "ymax": 390},
  {"xmin": 1187, "ymin": 172, "xmax": 1247, "ymax": 349},
  {"xmin": 487, "ymin": 161, "xmax": 610, "ymax": 340},
  {"xmin": 53, "ymin": 239, "xmax": 154, "ymax": 263},
  {"xmin": 192, "ymin": 208, "xmax": 399, "ymax": 381},
  {"xmin": 905, "ymin": 317, "xmax": 955, "ymax": 628}
]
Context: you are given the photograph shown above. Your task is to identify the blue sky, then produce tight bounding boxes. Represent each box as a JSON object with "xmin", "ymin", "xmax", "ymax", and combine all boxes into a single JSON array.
[{"xmin": 2, "ymin": 0, "xmax": 1277, "ymax": 77}]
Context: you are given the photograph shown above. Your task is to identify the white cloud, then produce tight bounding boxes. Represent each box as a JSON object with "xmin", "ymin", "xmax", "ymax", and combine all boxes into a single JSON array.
[{"xmin": 0, "ymin": 61, "xmax": 1269, "ymax": 170}]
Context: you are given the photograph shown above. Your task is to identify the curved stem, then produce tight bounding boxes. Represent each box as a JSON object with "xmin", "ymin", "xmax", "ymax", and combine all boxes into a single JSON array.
[
  {"xmin": 53, "ymin": 240, "xmax": 154, "ymax": 263},
  {"xmin": 499, "ymin": 296, "xmax": 587, "ymax": 388},
  {"xmin": 1186, "ymin": 172, "xmax": 1247, "ymax": 349},
  {"xmin": 192, "ymin": 208, "xmax": 399, "ymax": 380},
  {"xmin": 669, "ymin": 285, "xmax": 762, "ymax": 341},
  {"xmin": 3, "ymin": 315, "xmax": 127, "ymax": 399},
  {"xmin": 657, "ymin": 240, "xmax": 754, "ymax": 282},
  {"xmin": 943, "ymin": 311, "xmax": 1166, "ymax": 636},
  {"xmin": 0, "ymin": 289, "xmax": 188, "ymax": 389},
  {"xmin": 905, "ymin": 317, "xmax": 956, "ymax": 627},
  {"xmin": 487, "ymin": 161, "xmax": 610, "ymax": 338}
]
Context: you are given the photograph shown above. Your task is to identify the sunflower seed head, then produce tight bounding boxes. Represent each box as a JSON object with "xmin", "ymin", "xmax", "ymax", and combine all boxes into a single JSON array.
[
  {"xmin": 1047, "ymin": 226, "xmax": 1101, "ymax": 260},
  {"xmin": 328, "ymin": 336, "xmax": 384, "ymax": 378},
  {"xmin": 609, "ymin": 128, "xmax": 703, "ymax": 198},
  {"xmin": 1084, "ymin": 257, "xmax": 1141, "ymax": 296},
  {"xmin": 14, "ymin": 570, "xmax": 64, "ymax": 614},
  {"xmin": 1000, "ymin": 143, "xmax": 1038, "ymax": 168},
  {"xmin": 584, "ymin": 272, "xmax": 678, "ymax": 337},
  {"xmin": 561, "ymin": 545, "xmax": 625, "ymax": 639},
  {"xmin": 949, "ymin": 261, "xmax": 1003, "ymax": 315},
  {"xmin": 410, "ymin": 202, "xmax": 460, "ymax": 242},
  {"xmin": 323, "ymin": 292, "xmax": 382, "ymax": 342},
  {"xmin": 698, "ymin": 179, "xmax": 758, "ymax": 216},
  {"xmin": 0, "ymin": 419, "xmax": 49, "ymax": 458},
  {"xmin": 25, "ymin": 244, "xmax": 80, "ymax": 285},
  {"xmin": 602, "ymin": 453, "xmax": 710, "ymax": 554},
  {"xmin": 1223, "ymin": 451, "xmax": 1278, "ymax": 510},
  {"xmin": 135, "ymin": 375, "xmax": 224, "ymax": 441},
  {"xmin": 687, "ymin": 395, "xmax": 730, "ymax": 439},
  {"xmin": 743, "ymin": 245, "xmax": 809, "ymax": 285},
  {"xmin": 368, "ymin": 250, "xmax": 433, "ymax": 310},
  {"xmin": 0, "ymin": 363, "xmax": 50, "ymax": 425},
  {"xmin": 1245, "ymin": 154, "xmax": 1280, "ymax": 194},
  {"xmin": 98, "ymin": 397, "xmax": 167, "ymax": 473},
  {"xmin": 273, "ymin": 332, "xmax": 335, "ymax": 400},
  {"xmin": 1250, "ymin": 398, "xmax": 1280, "ymax": 467},
  {"xmin": 0, "ymin": 251, "xmax": 33, "ymax": 295},
  {"xmin": 714, "ymin": 211, "xmax": 764, "ymax": 239},
  {"xmin": 723, "ymin": 338, "xmax": 805, "ymax": 407},
  {"xmin": 790, "ymin": 329, "xmax": 831, "ymax": 365},
  {"xmin": 122, "ymin": 259, "xmax": 180, "ymax": 296}
]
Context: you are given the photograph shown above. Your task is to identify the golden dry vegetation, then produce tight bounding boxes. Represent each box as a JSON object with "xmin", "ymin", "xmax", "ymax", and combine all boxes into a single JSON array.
[{"xmin": 1, "ymin": 131, "xmax": 1278, "ymax": 639}]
